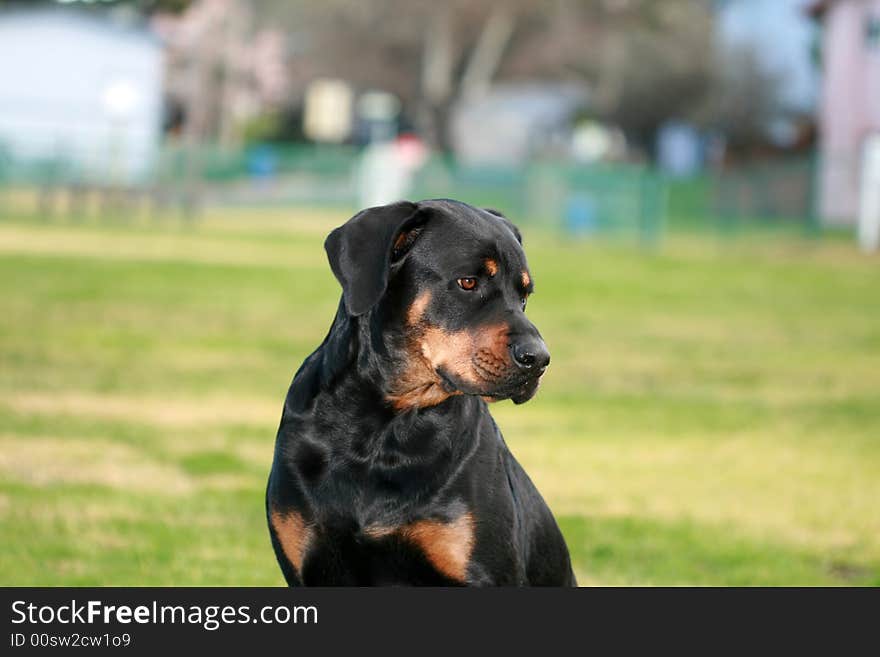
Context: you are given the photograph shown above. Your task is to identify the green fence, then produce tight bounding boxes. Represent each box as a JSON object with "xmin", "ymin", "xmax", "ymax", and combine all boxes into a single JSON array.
[
  {"xmin": 0, "ymin": 141, "xmax": 821, "ymax": 242},
  {"xmin": 665, "ymin": 156, "xmax": 820, "ymax": 236},
  {"xmin": 409, "ymin": 158, "xmax": 666, "ymax": 244}
]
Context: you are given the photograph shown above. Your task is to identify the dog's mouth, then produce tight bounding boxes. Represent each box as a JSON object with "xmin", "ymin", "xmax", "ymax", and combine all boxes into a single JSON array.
[
  {"xmin": 509, "ymin": 375, "xmax": 543, "ymax": 404},
  {"xmin": 488, "ymin": 371, "xmax": 544, "ymax": 404},
  {"xmin": 437, "ymin": 369, "xmax": 462, "ymax": 393},
  {"xmin": 438, "ymin": 365, "xmax": 545, "ymax": 404}
]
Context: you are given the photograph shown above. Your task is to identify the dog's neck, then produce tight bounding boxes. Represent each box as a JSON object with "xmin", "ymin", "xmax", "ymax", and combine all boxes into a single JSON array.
[
  {"xmin": 278, "ymin": 299, "xmax": 489, "ymax": 504},
  {"xmin": 311, "ymin": 300, "xmax": 388, "ymax": 392}
]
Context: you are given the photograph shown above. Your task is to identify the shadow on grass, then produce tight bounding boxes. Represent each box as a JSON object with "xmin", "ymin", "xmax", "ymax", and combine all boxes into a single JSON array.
[{"xmin": 559, "ymin": 514, "xmax": 880, "ymax": 586}]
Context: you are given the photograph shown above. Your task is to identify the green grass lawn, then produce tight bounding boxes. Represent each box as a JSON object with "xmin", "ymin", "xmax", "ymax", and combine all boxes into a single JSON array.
[{"xmin": 1, "ymin": 208, "xmax": 878, "ymax": 585}]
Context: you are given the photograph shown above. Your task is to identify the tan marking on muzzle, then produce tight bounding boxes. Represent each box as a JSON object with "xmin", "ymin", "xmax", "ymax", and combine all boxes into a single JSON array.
[
  {"xmin": 390, "ymin": 291, "xmax": 458, "ymax": 410},
  {"xmin": 389, "ymin": 292, "xmax": 514, "ymax": 410},
  {"xmin": 269, "ymin": 509, "xmax": 313, "ymax": 573},
  {"xmin": 386, "ymin": 325, "xmax": 470, "ymax": 411},
  {"xmin": 471, "ymin": 324, "xmax": 512, "ymax": 383},
  {"xmin": 420, "ymin": 327, "xmax": 479, "ymax": 384},
  {"xmin": 407, "ymin": 291, "xmax": 432, "ymax": 326}
]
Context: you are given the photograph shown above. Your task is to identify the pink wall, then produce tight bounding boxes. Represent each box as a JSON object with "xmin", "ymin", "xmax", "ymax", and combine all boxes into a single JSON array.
[{"xmin": 818, "ymin": 0, "xmax": 880, "ymax": 224}]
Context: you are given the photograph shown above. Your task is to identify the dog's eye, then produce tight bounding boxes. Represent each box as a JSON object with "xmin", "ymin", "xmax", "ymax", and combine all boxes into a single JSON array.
[
  {"xmin": 521, "ymin": 297, "xmax": 527, "ymax": 311},
  {"xmin": 457, "ymin": 277, "xmax": 478, "ymax": 291}
]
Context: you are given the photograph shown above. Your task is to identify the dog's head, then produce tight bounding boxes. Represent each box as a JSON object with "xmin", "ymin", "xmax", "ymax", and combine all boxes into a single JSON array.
[{"xmin": 325, "ymin": 199, "xmax": 549, "ymax": 410}]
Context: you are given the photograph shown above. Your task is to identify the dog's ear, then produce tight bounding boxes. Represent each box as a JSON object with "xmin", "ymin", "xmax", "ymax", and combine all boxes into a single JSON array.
[
  {"xmin": 484, "ymin": 207, "xmax": 522, "ymax": 244},
  {"xmin": 324, "ymin": 201, "xmax": 426, "ymax": 316}
]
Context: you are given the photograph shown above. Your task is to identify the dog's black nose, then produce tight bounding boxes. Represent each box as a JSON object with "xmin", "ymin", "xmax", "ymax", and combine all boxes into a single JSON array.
[{"xmin": 511, "ymin": 339, "xmax": 550, "ymax": 371}]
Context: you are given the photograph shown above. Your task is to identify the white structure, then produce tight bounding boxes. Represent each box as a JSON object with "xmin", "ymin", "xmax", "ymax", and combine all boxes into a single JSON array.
[
  {"xmin": 450, "ymin": 84, "xmax": 588, "ymax": 166},
  {"xmin": 859, "ymin": 133, "xmax": 880, "ymax": 251},
  {"xmin": 0, "ymin": 9, "xmax": 164, "ymax": 185},
  {"xmin": 810, "ymin": 0, "xmax": 880, "ymax": 225}
]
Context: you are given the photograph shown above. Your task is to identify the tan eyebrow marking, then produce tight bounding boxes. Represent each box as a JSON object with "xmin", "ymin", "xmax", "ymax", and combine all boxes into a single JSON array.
[
  {"xmin": 521, "ymin": 271, "xmax": 531, "ymax": 288},
  {"xmin": 485, "ymin": 258, "xmax": 498, "ymax": 277}
]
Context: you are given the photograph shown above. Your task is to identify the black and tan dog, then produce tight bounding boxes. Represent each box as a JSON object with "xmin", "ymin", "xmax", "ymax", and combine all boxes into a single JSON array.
[{"xmin": 266, "ymin": 199, "xmax": 575, "ymax": 586}]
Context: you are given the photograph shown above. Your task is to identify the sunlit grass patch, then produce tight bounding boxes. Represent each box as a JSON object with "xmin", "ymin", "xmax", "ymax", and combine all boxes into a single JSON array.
[{"xmin": 0, "ymin": 211, "xmax": 877, "ymax": 585}]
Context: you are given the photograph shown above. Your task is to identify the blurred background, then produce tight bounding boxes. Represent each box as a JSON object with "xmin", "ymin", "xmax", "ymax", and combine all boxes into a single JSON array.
[{"xmin": 0, "ymin": 0, "xmax": 878, "ymax": 585}]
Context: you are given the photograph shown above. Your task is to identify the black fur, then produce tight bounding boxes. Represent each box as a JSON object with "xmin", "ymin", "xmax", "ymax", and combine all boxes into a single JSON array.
[{"xmin": 267, "ymin": 199, "xmax": 575, "ymax": 586}]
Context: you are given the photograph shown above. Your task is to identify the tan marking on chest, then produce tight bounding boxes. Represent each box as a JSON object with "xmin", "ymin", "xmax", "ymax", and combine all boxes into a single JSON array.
[
  {"xmin": 270, "ymin": 509, "xmax": 313, "ymax": 573},
  {"xmin": 364, "ymin": 512, "xmax": 476, "ymax": 582}
]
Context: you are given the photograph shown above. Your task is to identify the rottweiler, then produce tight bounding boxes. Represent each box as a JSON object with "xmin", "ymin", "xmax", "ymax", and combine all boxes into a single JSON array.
[{"xmin": 266, "ymin": 199, "xmax": 575, "ymax": 586}]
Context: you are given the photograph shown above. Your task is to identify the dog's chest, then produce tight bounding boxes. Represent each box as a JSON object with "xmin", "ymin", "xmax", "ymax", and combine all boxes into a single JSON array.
[{"xmin": 271, "ymin": 508, "xmax": 476, "ymax": 586}]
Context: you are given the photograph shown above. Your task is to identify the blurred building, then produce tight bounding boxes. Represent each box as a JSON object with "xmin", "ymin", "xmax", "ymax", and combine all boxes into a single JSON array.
[
  {"xmin": 0, "ymin": 8, "xmax": 164, "ymax": 184},
  {"xmin": 810, "ymin": 0, "xmax": 880, "ymax": 225},
  {"xmin": 656, "ymin": 122, "xmax": 705, "ymax": 178},
  {"xmin": 449, "ymin": 84, "xmax": 587, "ymax": 166}
]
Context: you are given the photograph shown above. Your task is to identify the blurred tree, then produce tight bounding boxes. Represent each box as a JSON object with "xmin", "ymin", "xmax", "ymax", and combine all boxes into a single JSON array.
[
  {"xmin": 248, "ymin": 0, "xmax": 724, "ymax": 154},
  {"xmin": 23, "ymin": 0, "xmax": 777, "ymax": 155},
  {"xmin": 250, "ymin": 0, "xmax": 527, "ymax": 150},
  {"xmin": 501, "ymin": 0, "xmax": 718, "ymax": 155},
  {"xmin": 0, "ymin": 0, "xmax": 192, "ymax": 12},
  {"xmin": 698, "ymin": 45, "xmax": 783, "ymax": 156}
]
